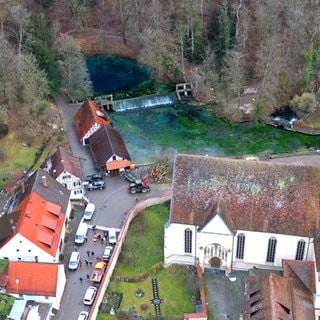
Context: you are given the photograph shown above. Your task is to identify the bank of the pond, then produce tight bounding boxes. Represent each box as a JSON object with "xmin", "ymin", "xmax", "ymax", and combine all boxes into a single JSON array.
[{"xmin": 109, "ymin": 105, "xmax": 320, "ymax": 164}]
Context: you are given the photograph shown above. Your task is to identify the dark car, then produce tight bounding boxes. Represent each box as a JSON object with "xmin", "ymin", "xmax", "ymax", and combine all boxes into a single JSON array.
[
  {"xmin": 87, "ymin": 180, "xmax": 105, "ymax": 191},
  {"xmin": 85, "ymin": 174, "xmax": 104, "ymax": 182},
  {"xmin": 124, "ymin": 171, "xmax": 137, "ymax": 183}
]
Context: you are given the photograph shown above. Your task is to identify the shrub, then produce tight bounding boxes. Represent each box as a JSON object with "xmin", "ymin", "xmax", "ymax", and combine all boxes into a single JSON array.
[{"xmin": 140, "ymin": 304, "xmax": 149, "ymax": 311}]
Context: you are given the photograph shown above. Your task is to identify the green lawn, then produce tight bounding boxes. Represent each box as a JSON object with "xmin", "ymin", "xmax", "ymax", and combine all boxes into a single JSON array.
[{"xmin": 97, "ymin": 204, "xmax": 197, "ymax": 320}]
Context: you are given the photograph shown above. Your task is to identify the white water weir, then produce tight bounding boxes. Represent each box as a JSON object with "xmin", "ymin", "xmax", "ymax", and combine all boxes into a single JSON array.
[
  {"xmin": 112, "ymin": 92, "xmax": 178, "ymax": 112},
  {"xmin": 94, "ymin": 83, "xmax": 194, "ymax": 112}
]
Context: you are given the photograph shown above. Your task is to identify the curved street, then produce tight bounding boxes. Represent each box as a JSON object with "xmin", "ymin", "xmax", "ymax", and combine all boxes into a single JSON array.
[{"xmin": 53, "ymin": 97, "xmax": 170, "ymax": 319}]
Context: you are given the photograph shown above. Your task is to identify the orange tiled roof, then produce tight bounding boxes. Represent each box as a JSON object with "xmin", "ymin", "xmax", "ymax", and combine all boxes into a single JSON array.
[
  {"xmin": 171, "ymin": 154, "xmax": 320, "ymax": 237},
  {"xmin": 74, "ymin": 98, "xmax": 112, "ymax": 140},
  {"xmin": 6, "ymin": 261, "xmax": 59, "ymax": 296},
  {"xmin": 13, "ymin": 192, "xmax": 65, "ymax": 256}
]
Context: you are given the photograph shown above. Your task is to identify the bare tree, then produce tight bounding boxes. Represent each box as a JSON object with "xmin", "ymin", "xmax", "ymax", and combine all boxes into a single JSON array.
[
  {"xmin": 222, "ymin": 48, "xmax": 245, "ymax": 107},
  {"xmin": 9, "ymin": 4, "xmax": 30, "ymax": 57},
  {"xmin": 0, "ymin": 0, "xmax": 9, "ymax": 38},
  {"xmin": 0, "ymin": 37, "xmax": 16, "ymax": 107},
  {"xmin": 55, "ymin": 34, "xmax": 92, "ymax": 101}
]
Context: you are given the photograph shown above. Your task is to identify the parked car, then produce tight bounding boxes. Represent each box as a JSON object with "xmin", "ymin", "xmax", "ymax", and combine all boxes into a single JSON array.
[
  {"xmin": 77, "ymin": 311, "xmax": 89, "ymax": 320},
  {"xmin": 83, "ymin": 203, "xmax": 95, "ymax": 221},
  {"xmin": 85, "ymin": 173, "xmax": 104, "ymax": 182},
  {"xmin": 102, "ymin": 245, "xmax": 114, "ymax": 262},
  {"xmin": 68, "ymin": 251, "xmax": 80, "ymax": 271},
  {"xmin": 83, "ymin": 286, "xmax": 97, "ymax": 305},
  {"xmin": 124, "ymin": 171, "xmax": 137, "ymax": 183},
  {"xmin": 87, "ymin": 180, "xmax": 105, "ymax": 191},
  {"xmin": 108, "ymin": 228, "xmax": 117, "ymax": 245}
]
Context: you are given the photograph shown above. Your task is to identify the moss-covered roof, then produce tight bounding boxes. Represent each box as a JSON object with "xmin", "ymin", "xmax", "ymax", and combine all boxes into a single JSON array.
[{"xmin": 170, "ymin": 154, "xmax": 320, "ymax": 237}]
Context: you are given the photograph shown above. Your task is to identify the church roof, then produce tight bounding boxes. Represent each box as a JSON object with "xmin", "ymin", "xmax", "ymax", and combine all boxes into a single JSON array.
[{"xmin": 170, "ymin": 154, "xmax": 320, "ymax": 237}]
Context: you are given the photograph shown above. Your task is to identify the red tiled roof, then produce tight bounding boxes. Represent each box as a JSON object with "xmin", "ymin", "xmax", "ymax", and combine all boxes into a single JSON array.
[
  {"xmin": 171, "ymin": 154, "xmax": 320, "ymax": 237},
  {"xmin": 243, "ymin": 272, "xmax": 315, "ymax": 319},
  {"xmin": 6, "ymin": 261, "xmax": 59, "ymax": 296},
  {"xmin": 282, "ymin": 259, "xmax": 316, "ymax": 293},
  {"xmin": 74, "ymin": 98, "xmax": 112, "ymax": 140},
  {"xmin": 13, "ymin": 192, "xmax": 65, "ymax": 256}
]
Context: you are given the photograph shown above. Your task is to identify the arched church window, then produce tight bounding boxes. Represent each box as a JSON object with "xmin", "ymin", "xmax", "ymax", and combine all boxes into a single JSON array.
[
  {"xmin": 266, "ymin": 237, "xmax": 277, "ymax": 263},
  {"xmin": 236, "ymin": 233, "xmax": 245, "ymax": 259},
  {"xmin": 295, "ymin": 240, "xmax": 306, "ymax": 260},
  {"xmin": 184, "ymin": 228, "xmax": 192, "ymax": 253}
]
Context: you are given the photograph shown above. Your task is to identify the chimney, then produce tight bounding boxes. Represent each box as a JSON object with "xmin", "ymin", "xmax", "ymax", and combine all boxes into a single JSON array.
[
  {"xmin": 189, "ymin": 208, "xmax": 195, "ymax": 225},
  {"xmin": 41, "ymin": 176, "xmax": 48, "ymax": 188},
  {"xmin": 263, "ymin": 216, "xmax": 269, "ymax": 232}
]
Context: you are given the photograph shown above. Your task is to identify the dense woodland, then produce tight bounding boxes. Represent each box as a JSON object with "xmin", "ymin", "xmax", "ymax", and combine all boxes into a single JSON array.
[{"xmin": 0, "ymin": 0, "xmax": 320, "ymax": 145}]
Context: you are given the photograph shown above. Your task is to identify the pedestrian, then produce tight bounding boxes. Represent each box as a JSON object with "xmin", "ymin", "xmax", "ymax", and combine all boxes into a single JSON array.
[
  {"xmin": 79, "ymin": 260, "xmax": 83, "ymax": 267},
  {"xmin": 73, "ymin": 246, "xmax": 78, "ymax": 251},
  {"xmin": 91, "ymin": 251, "xmax": 94, "ymax": 256},
  {"xmin": 92, "ymin": 225, "xmax": 97, "ymax": 231},
  {"xmin": 89, "ymin": 260, "xmax": 93, "ymax": 266},
  {"xmin": 86, "ymin": 274, "xmax": 90, "ymax": 280},
  {"xmin": 79, "ymin": 277, "xmax": 83, "ymax": 284},
  {"xmin": 85, "ymin": 258, "xmax": 89, "ymax": 265},
  {"xmin": 86, "ymin": 250, "xmax": 90, "ymax": 257},
  {"xmin": 96, "ymin": 256, "xmax": 99, "ymax": 261}
]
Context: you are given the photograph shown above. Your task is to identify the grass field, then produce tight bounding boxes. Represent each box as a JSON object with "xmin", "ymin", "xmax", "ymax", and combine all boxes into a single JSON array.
[{"xmin": 97, "ymin": 204, "xmax": 197, "ymax": 320}]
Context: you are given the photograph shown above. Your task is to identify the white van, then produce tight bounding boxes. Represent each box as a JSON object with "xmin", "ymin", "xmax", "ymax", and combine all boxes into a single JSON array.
[
  {"xmin": 83, "ymin": 203, "xmax": 95, "ymax": 221},
  {"xmin": 75, "ymin": 220, "xmax": 88, "ymax": 245},
  {"xmin": 68, "ymin": 251, "xmax": 80, "ymax": 271},
  {"xmin": 83, "ymin": 286, "xmax": 97, "ymax": 305},
  {"xmin": 108, "ymin": 228, "xmax": 117, "ymax": 245}
]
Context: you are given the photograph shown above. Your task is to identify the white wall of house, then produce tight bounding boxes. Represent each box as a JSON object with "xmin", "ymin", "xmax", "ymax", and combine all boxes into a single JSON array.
[
  {"xmin": 165, "ymin": 219, "xmax": 313, "ymax": 272},
  {"xmin": 56, "ymin": 171, "xmax": 83, "ymax": 201},
  {"xmin": 164, "ymin": 222, "xmax": 197, "ymax": 266},
  {"xmin": 55, "ymin": 264, "xmax": 66, "ymax": 309},
  {"xmin": 0, "ymin": 233, "xmax": 65, "ymax": 263},
  {"xmin": 82, "ymin": 123, "xmax": 101, "ymax": 145},
  {"xmin": 232, "ymin": 230, "xmax": 312, "ymax": 270},
  {"xmin": 106, "ymin": 154, "xmax": 125, "ymax": 163}
]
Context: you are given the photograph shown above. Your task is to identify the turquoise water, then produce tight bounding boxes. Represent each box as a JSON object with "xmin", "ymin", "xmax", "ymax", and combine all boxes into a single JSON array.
[
  {"xmin": 86, "ymin": 56, "xmax": 150, "ymax": 94},
  {"xmin": 87, "ymin": 56, "xmax": 320, "ymax": 164},
  {"xmin": 109, "ymin": 105, "xmax": 320, "ymax": 164}
]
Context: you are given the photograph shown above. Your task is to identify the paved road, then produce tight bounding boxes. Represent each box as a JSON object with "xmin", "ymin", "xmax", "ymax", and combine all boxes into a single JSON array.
[{"xmin": 53, "ymin": 97, "xmax": 169, "ymax": 319}]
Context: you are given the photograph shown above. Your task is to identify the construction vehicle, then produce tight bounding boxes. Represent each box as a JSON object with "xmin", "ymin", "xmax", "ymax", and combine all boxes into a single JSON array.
[{"xmin": 127, "ymin": 169, "xmax": 159, "ymax": 194}]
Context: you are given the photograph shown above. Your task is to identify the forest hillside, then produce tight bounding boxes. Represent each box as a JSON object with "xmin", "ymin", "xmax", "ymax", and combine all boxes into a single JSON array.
[{"xmin": 0, "ymin": 0, "xmax": 320, "ymax": 186}]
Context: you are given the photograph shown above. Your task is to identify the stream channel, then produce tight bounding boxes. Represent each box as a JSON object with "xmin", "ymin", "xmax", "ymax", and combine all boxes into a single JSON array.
[{"xmin": 87, "ymin": 56, "xmax": 320, "ymax": 164}]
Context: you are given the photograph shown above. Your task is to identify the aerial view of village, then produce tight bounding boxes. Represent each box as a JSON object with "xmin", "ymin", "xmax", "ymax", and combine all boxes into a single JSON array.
[{"xmin": 1, "ymin": 1, "xmax": 320, "ymax": 320}]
